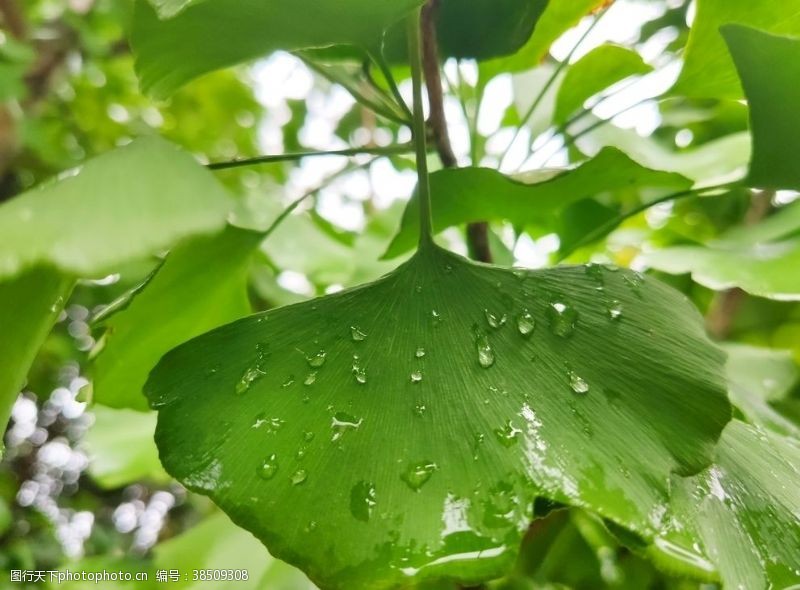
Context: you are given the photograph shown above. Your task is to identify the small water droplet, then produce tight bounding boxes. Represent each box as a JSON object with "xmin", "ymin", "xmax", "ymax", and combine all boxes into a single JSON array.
[
  {"xmin": 568, "ymin": 371, "xmax": 589, "ymax": 394},
  {"xmin": 494, "ymin": 421, "xmax": 522, "ymax": 447},
  {"xmin": 295, "ymin": 447, "xmax": 307, "ymax": 460},
  {"xmin": 413, "ymin": 402, "xmax": 427, "ymax": 417},
  {"xmin": 415, "ymin": 347, "xmax": 426, "ymax": 359},
  {"xmin": 350, "ymin": 326, "xmax": 367, "ymax": 342},
  {"xmin": 415, "ymin": 285, "xmax": 423, "ymax": 294},
  {"xmin": 252, "ymin": 414, "xmax": 284, "ymax": 433},
  {"xmin": 291, "ymin": 469, "xmax": 308, "ymax": 486},
  {"xmin": 444, "ymin": 264, "xmax": 453, "ymax": 274},
  {"xmin": 547, "ymin": 301, "xmax": 578, "ymax": 338},
  {"xmin": 401, "ymin": 461, "xmax": 437, "ymax": 491},
  {"xmin": 475, "ymin": 332, "xmax": 495, "ymax": 368},
  {"xmin": 257, "ymin": 454, "xmax": 278, "ymax": 480},
  {"xmin": 354, "ymin": 367, "xmax": 367, "ymax": 385},
  {"xmin": 304, "ymin": 372, "xmax": 317, "ymax": 386},
  {"xmin": 431, "ymin": 310, "xmax": 441, "ymax": 325},
  {"xmin": 410, "ymin": 371, "xmax": 423, "ymax": 384},
  {"xmin": 472, "ymin": 433, "xmax": 485, "ymax": 460},
  {"xmin": 282, "ymin": 375, "xmax": 295, "ymax": 388},
  {"xmin": 307, "ymin": 350, "xmax": 327, "ymax": 368},
  {"xmin": 303, "ymin": 431, "xmax": 315, "ymax": 442},
  {"xmin": 516, "ymin": 309, "xmax": 536, "ymax": 337},
  {"xmin": 331, "ymin": 412, "xmax": 363, "ymax": 442},
  {"xmin": 607, "ymin": 300, "xmax": 623, "ymax": 321},
  {"xmin": 622, "ymin": 272, "xmax": 645, "ymax": 298},
  {"xmin": 236, "ymin": 366, "xmax": 266, "ymax": 395},
  {"xmin": 485, "ymin": 309, "xmax": 507, "ymax": 329},
  {"xmin": 585, "ymin": 263, "xmax": 605, "ymax": 289},
  {"xmin": 350, "ymin": 481, "xmax": 377, "ymax": 522}
]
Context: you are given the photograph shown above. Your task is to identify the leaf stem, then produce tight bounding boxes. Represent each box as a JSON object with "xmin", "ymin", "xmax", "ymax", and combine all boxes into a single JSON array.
[
  {"xmin": 206, "ymin": 145, "xmax": 413, "ymax": 171},
  {"xmin": 408, "ymin": 6, "xmax": 434, "ymax": 246},
  {"xmin": 371, "ymin": 51, "xmax": 414, "ymax": 123}
]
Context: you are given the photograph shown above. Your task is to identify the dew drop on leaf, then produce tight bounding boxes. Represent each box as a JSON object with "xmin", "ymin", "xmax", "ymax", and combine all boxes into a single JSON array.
[
  {"xmin": 475, "ymin": 332, "xmax": 495, "ymax": 369},
  {"xmin": 607, "ymin": 300, "xmax": 624, "ymax": 321},
  {"xmin": 516, "ymin": 309, "xmax": 536, "ymax": 337},
  {"xmin": 410, "ymin": 370, "xmax": 423, "ymax": 384},
  {"xmin": 257, "ymin": 454, "xmax": 278, "ymax": 480},
  {"xmin": 585, "ymin": 263, "xmax": 605, "ymax": 289},
  {"xmin": 547, "ymin": 301, "xmax": 578, "ymax": 338},
  {"xmin": 282, "ymin": 375, "xmax": 295, "ymax": 388},
  {"xmin": 413, "ymin": 402, "xmax": 427, "ymax": 417},
  {"xmin": 472, "ymin": 433, "xmax": 485, "ymax": 460},
  {"xmin": 350, "ymin": 481, "xmax": 377, "ymax": 522},
  {"xmin": 350, "ymin": 326, "xmax": 367, "ymax": 342},
  {"xmin": 415, "ymin": 347, "xmax": 426, "ymax": 359},
  {"xmin": 303, "ymin": 431, "xmax": 315, "ymax": 443},
  {"xmin": 400, "ymin": 461, "xmax": 437, "ymax": 491},
  {"xmin": 291, "ymin": 469, "xmax": 308, "ymax": 486},
  {"xmin": 568, "ymin": 371, "xmax": 590, "ymax": 395},
  {"xmin": 235, "ymin": 366, "xmax": 265, "ymax": 395},
  {"xmin": 331, "ymin": 412, "xmax": 363, "ymax": 442},
  {"xmin": 307, "ymin": 350, "xmax": 327, "ymax": 368},
  {"xmin": 304, "ymin": 372, "xmax": 317, "ymax": 386},
  {"xmin": 354, "ymin": 367, "xmax": 367, "ymax": 385},
  {"xmin": 494, "ymin": 421, "xmax": 522, "ymax": 447},
  {"xmin": 485, "ymin": 309, "xmax": 507, "ymax": 329}
]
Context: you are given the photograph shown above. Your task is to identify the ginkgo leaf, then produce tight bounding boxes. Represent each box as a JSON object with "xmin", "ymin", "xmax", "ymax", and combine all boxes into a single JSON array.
[
  {"xmin": 146, "ymin": 243, "xmax": 729, "ymax": 589},
  {"xmin": 723, "ymin": 25, "xmax": 800, "ymax": 191},
  {"xmin": 662, "ymin": 420, "xmax": 800, "ymax": 590},
  {"xmin": 383, "ymin": 148, "xmax": 691, "ymax": 259},
  {"xmin": 131, "ymin": 0, "xmax": 424, "ymax": 97},
  {"xmin": 0, "ymin": 267, "xmax": 72, "ymax": 437},
  {"xmin": 92, "ymin": 227, "xmax": 262, "ymax": 411},
  {"xmin": 0, "ymin": 136, "xmax": 236, "ymax": 281},
  {"xmin": 671, "ymin": 0, "xmax": 800, "ymax": 99}
]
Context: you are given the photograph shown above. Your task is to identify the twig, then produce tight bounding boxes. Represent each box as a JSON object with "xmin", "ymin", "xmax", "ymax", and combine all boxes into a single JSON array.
[
  {"xmin": 206, "ymin": 144, "xmax": 414, "ymax": 171},
  {"xmin": 420, "ymin": 0, "xmax": 492, "ymax": 262}
]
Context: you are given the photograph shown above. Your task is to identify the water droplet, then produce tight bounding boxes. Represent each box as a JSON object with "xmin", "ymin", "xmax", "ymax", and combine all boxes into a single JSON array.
[
  {"xmin": 295, "ymin": 448, "xmax": 306, "ymax": 460},
  {"xmin": 415, "ymin": 285, "xmax": 423, "ymax": 294},
  {"xmin": 307, "ymin": 350, "xmax": 327, "ymax": 368},
  {"xmin": 304, "ymin": 372, "xmax": 317, "ymax": 386},
  {"xmin": 401, "ymin": 461, "xmax": 437, "ymax": 491},
  {"xmin": 444, "ymin": 264, "xmax": 453, "ymax": 274},
  {"xmin": 354, "ymin": 367, "xmax": 367, "ymax": 385},
  {"xmin": 475, "ymin": 331, "xmax": 495, "ymax": 369},
  {"xmin": 350, "ymin": 326, "xmax": 367, "ymax": 342},
  {"xmin": 252, "ymin": 414, "xmax": 284, "ymax": 433},
  {"xmin": 291, "ymin": 469, "xmax": 308, "ymax": 486},
  {"xmin": 622, "ymin": 272, "xmax": 645, "ymax": 298},
  {"xmin": 415, "ymin": 347, "xmax": 426, "ymax": 359},
  {"xmin": 413, "ymin": 402, "xmax": 427, "ymax": 417},
  {"xmin": 472, "ymin": 433, "xmax": 485, "ymax": 460},
  {"xmin": 516, "ymin": 309, "xmax": 536, "ymax": 337},
  {"xmin": 431, "ymin": 310, "xmax": 442, "ymax": 326},
  {"xmin": 585, "ymin": 263, "xmax": 605, "ymax": 288},
  {"xmin": 331, "ymin": 412, "xmax": 363, "ymax": 442},
  {"xmin": 282, "ymin": 375, "xmax": 295, "ymax": 388},
  {"xmin": 350, "ymin": 481, "xmax": 377, "ymax": 522},
  {"xmin": 607, "ymin": 300, "xmax": 623, "ymax": 321},
  {"xmin": 235, "ymin": 366, "xmax": 266, "ymax": 395},
  {"xmin": 257, "ymin": 454, "xmax": 278, "ymax": 480},
  {"xmin": 547, "ymin": 301, "xmax": 578, "ymax": 338},
  {"xmin": 410, "ymin": 371, "xmax": 423, "ymax": 384},
  {"xmin": 485, "ymin": 309, "xmax": 507, "ymax": 329},
  {"xmin": 303, "ymin": 431, "xmax": 315, "ymax": 442},
  {"xmin": 494, "ymin": 421, "xmax": 522, "ymax": 447},
  {"xmin": 568, "ymin": 371, "xmax": 590, "ymax": 395}
]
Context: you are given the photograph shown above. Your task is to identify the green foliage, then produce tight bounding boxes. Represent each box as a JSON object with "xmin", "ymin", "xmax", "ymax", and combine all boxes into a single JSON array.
[{"xmin": 145, "ymin": 244, "xmax": 729, "ymax": 589}]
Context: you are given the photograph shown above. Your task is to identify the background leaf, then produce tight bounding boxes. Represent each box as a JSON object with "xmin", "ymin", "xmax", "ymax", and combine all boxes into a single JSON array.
[
  {"xmin": 0, "ymin": 136, "xmax": 236, "ymax": 280},
  {"xmin": 146, "ymin": 245, "xmax": 729, "ymax": 589},
  {"xmin": 92, "ymin": 227, "xmax": 261, "ymax": 411}
]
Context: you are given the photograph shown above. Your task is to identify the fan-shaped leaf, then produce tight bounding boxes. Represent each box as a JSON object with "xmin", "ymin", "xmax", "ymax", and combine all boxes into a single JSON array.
[
  {"xmin": 93, "ymin": 227, "xmax": 261, "ymax": 411},
  {"xmin": 131, "ymin": 0, "xmax": 424, "ymax": 97},
  {"xmin": 663, "ymin": 421, "xmax": 800, "ymax": 590},
  {"xmin": 671, "ymin": 0, "xmax": 800, "ymax": 99},
  {"xmin": 0, "ymin": 136, "xmax": 236, "ymax": 281},
  {"xmin": 723, "ymin": 25, "xmax": 800, "ymax": 191},
  {"xmin": 383, "ymin": 148, "xmax": 691, "ymax": 259},
  {"xmin": 146, "ymin": 243, "xmax": 729, "ymax": 589}
]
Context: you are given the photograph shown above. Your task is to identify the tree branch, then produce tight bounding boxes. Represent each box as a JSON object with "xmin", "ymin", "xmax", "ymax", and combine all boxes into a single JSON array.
[{"xmin": 420, "ymin": 0, "xmax": 492, "ymax": 263}]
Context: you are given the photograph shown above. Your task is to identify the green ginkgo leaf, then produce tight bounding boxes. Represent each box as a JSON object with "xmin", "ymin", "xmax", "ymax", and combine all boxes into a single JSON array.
[
  {"xmin": 383, "ymin": 148, "xmax": 691, "ymax": 259},
  {"xmin": 131, "ymin": 0, "xmax": 424, "ymax": 97},
  {"xmin": 146, "ymin": 242, "xmax": 729, "ymax": 589},
  {"xmin": 664, "ymin": 420, "xmax": 800, "ymax": 590}
]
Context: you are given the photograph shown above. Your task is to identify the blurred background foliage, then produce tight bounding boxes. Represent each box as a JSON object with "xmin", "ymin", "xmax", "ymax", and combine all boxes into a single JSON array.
[{"xmin": 0, "ymin": 0, "xmax": 798, "ymax": 588}]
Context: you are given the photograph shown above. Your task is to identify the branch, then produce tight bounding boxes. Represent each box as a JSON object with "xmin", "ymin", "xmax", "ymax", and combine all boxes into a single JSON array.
[
  {"xmin": 0, "ymin": 0, "xmax": 26, "ymax": 39},
  {"xmin": 421, "ymin": 0, "xmax": 492, "ymax": 262}
]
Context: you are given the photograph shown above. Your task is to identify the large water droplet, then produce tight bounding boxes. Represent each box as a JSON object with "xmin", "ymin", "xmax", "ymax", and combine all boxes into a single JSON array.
[
  {"xmin": 415, "ymin": 347, "xmax": 426, "ymax": 359},
  {"xmin": 257, "ymin": 454, "xmax": 278, "ymax": 480},
  {"xmin": 485, "ymin": 309, "xmax": 507, "ymax": 329},
  {"xmin": 494, "ymin": 421, "xmax": 522, "ymax": 447},
  {"xmin": 547, "ymin": 301, "xmax": 578, "ymax": 338},
  {"xmin": 307, "ymin": 350, "xmax": 327, "ymax": 368},
  {"xmin": 291, "ymin": 469, "xmax": 308, "ymax": 486},
  {"xmin": 331, "ymin": 412, "xmax": 363, "ymax": 442},
  {"xmin": 350, "ymin": 481, "xmax": 377, "ymax": 522},
  {"xmin": 401, "ymin": 461, "xmax": 437, "ymax": 491},
  {"xmin": 516, "ymin": 309, "xmax": 536, "ymax": 337},
  {"xmin": 410, "ymin": 370, "xmax": 423, "ymax": 384},
  {"xmin": 350, "ymin": 326, "xmax": 367, "ymax": 342},
  {"xmin": 235, "ymin": 366, "xmax": 266, "ymax": 395},
  {"xmin": 568, "ymin": 370, "xmax": 590, "ymax": 394}
]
